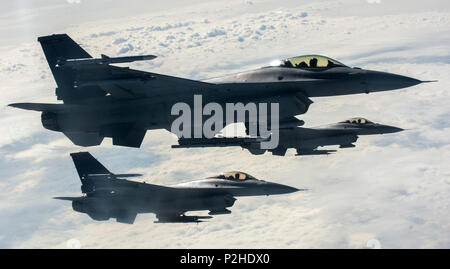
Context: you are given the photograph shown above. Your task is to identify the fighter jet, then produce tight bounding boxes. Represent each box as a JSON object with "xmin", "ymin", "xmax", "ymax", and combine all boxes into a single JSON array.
[
  {"xmin": 55, "ymin": 152, "xmax": 300, "ymax": 223},
  {"xmin": 9, "ymin": 34, "xmax": 428, "ymax": 148},
  {"xmin": 173, "ymin": 117, "xmax": 403, "ymax": 156}
]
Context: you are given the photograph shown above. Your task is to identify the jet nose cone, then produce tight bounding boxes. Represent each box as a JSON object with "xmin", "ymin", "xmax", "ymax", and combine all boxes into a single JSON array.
[
  {"xmin": 366, "ymin": 71, "xmax": 422, "ymax": 92},
  {"xmin": 374, "ymin": 124, "xmax": 404, "ymax": 134},
  {"xmin": 387, "ymin": 126, "xmax": 404, "ymax": 133},
  {"xmin": 282, "ymin": 185, "xmax": 300, "ymax": 194},
  {"xmin": 267, "ymin": 183, "xmax": 299, "ymax": 194}
]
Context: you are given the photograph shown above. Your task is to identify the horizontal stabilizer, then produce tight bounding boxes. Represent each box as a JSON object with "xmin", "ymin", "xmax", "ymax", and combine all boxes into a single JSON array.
[{"xmin": 8, "ymin": 103, "xmax": 77, "ymax": 112}]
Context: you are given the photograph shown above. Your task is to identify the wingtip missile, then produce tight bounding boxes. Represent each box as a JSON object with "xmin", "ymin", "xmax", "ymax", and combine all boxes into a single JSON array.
[
  {"xmin": 57, "ymin": 54, "xmax": 157, "ymax": 67},
  {"xmin": 114, "ymin": 173, "xmax": 143, "ymax": 178},
  {"xmin": 154, "ymin": 215, "xmax": 213, "ymax": 223},
  {"xmin": 295, "ymin": 149, "xmax": 337, "ymax": 156}
]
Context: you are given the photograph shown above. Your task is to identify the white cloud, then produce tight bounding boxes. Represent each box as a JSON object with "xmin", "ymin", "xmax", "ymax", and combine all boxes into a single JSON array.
[{"xmin": 0, "ymin": 0, "xmax": 449, "ymax": 248}]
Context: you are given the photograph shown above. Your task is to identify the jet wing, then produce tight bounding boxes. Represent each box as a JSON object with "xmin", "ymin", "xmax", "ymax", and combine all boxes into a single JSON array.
[{"xmin": 281, "ymin": 126, "xmax": 343, "ymax": 137}]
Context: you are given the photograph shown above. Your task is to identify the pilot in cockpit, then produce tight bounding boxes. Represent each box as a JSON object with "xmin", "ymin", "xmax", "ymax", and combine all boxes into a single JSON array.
[
  {"xmin": 296, "ymin": 61, "xmax": 308, "ymax": 68},
  {"xmin": 209, "ymin": 171, "xmax": 258, "ymax": 181},
  {"xmin": 278, "ymin": 55, "xmax": 347, "ymax": 70}
]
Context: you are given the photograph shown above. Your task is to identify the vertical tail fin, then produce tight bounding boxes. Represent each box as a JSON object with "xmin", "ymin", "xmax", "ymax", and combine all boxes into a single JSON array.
[
  {"xmin": 38, "ymin": 34, "xmax": 104, "ymax": 102},
  {"xmin": 38, "ymin": 34, "xmax": 92, "ymax": 69},
  {"xmin": 70, "ymin": 152, "xmax": 111, "ymax": 179},
  {"xmin": 38, "ymin": 34, "xmax": 91, "ymax": 89}
]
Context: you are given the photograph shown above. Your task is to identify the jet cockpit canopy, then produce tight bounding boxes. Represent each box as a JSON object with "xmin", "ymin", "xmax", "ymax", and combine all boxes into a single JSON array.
[
  {"xmin": 209, "ymin": 171, "xmax": 258, "ymax": 181},
  {"xmin": 340, "ymin": 117, "xmax": 373, "ymax": 125},
  {"xmin": 275, "ymin": 55, "xmax": 348, "ymax": 69}
]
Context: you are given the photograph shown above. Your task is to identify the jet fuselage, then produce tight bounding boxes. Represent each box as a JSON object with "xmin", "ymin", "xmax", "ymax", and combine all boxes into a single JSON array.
[
  {"xmin": 10, "ymin": 34, "xmax": 425, "ymax": 148},
  {"xmin": 58, "ymin": 152, "xmax": 299, "ymax": 223}
]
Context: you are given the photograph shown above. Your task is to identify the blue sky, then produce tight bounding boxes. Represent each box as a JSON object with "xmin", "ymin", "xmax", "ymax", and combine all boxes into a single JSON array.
[{"xmin": 0, "ymin": 0, "xmax": 449, "ymax": 248}]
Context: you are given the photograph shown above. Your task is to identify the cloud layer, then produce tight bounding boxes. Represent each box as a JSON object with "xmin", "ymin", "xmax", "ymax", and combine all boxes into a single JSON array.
[{"xmin": 0, "ymin": 0, "xmax": 449, "ymax": 248}]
